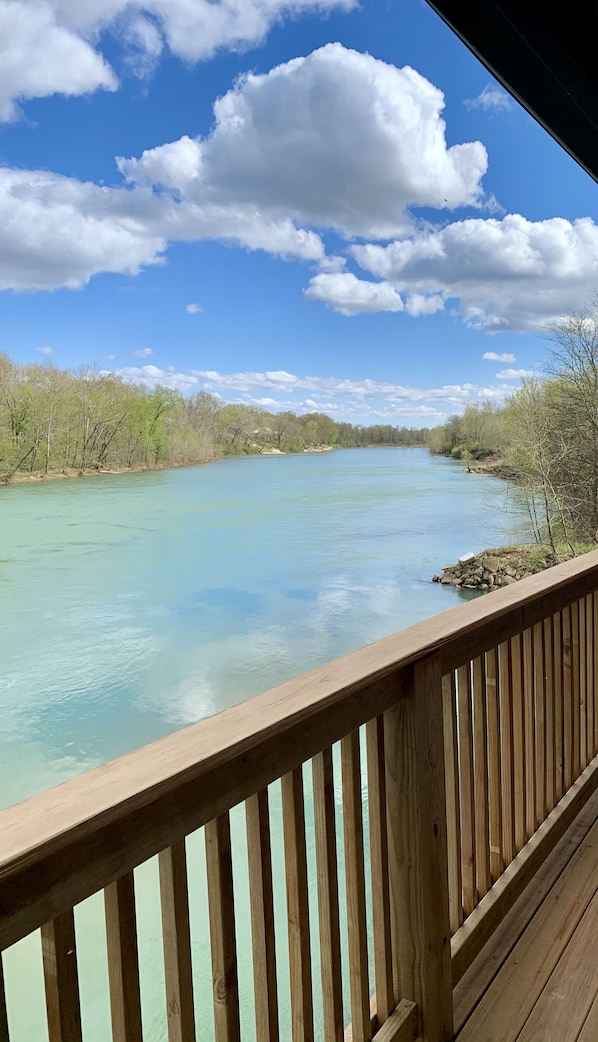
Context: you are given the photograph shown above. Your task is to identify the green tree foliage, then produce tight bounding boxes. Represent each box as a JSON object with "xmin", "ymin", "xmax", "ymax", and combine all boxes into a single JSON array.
[{"xmin": 0, "ymin": 352, "xmax": 430, "ymax": 482}]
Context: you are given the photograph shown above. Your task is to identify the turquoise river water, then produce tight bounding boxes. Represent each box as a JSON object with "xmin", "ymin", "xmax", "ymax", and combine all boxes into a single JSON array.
[{"xmin": 0, "ymin": 448, "xmax": 529, "ymax": 1040}]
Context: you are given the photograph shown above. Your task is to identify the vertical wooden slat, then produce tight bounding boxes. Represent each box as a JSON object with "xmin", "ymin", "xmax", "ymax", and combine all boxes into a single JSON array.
[
  {"xmin": 456, "ymin": 664, "xmax": 476, "ymax": 917},
  {"xmin": 365, "ymin": 717, "xmax": 395, "ymax": 1021},
  {"xmin": 246, "ymin": 789, "xmax": 279, "ymax": 1042},
  {"xmin": 159, "ymin": 841, "xmax": 196, "ymax": 1042},
  {"xmin": 510, "ymin": 634, "xmax": 526, "ymax": 852},
  {"xmin": 385, "ymin": 654, "xmax": 453, "ymax": 1042},
  {"xmin": 585, "ymin": 595, "xmax": 594, "ymax": 764},
  {"xmin": 593, "ymin": 591, "xmax": 598, "ymax": 759},
  {"xmin": 0, "ymin": 953, "xmax": 10, "ymax": 1042},
  {"xmin": 41, "ymin": 910, "xmax": 83, "ymax": 1042},
  {"xmin": 533, "ymin": 622, "xmax": 546, "ymax": 827},
  {"xmin": 579, "ymin": 596, "xmax": 588, "ymax": 770},
  {"xmin": 341, "ymin": 730, "xmax": 371, "ymax": 1042},
  {"xmin": 522, "ymin": 627, "xmax": 536, "ymax": 839},
  {"xmin": 441, "ymin": 673, "xmax": 463, "ymax": 935},
  {"xmin": 562, "ymin": 606, "xmax": 573, "ymax": 791},
  {"xmin": 104, "ymin": 871, "xmax": 143, "ymax": 1042},
  {"xmin": 571, "ymin": 599, "xmax": 581, "ymax": 780},
  {"xmin": 205, "ymin": 814, "xmax": 240, "ymax": 1042},
  {"xmin": 543, "ymin": 616, "xmax": 555, "ymax": 813},
  {"xmin": 553, "ymin": 612, "xmax": 564, "ymax": 802},
  {"xmin": 281, "ymin": 768, "xmax": 314, "ymax": 1042},
  {"xmin": 498, "ymin": 641, "xmax": 515, "ymax": 866},
  {"xmin": 485, "ymin": 649, "xmax": 503, "ymax": 883},
  {"xmin": 472, "ymin": 657, "xmax": 490, "ymax": 899},
  {"xmin": 312, "ymin": 750, "xmax": 343, "ymax": 1042}
]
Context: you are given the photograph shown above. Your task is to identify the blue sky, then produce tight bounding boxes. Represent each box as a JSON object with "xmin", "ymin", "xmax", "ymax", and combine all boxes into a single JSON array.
[{"xmin": 2, "ymin": 0, "xmax": 598, "ymax": 425}]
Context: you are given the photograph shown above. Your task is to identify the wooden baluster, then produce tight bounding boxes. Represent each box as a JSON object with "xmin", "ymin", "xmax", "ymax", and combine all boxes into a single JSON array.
[
  {"xmin": 543, "ymin": 617, "xmax": 555, "ymax": 813},
  {"xmin": 441, "ymin": 674, "xmax": 463, "ymax": 934},
  {"xmin": 385, "ymin": 654, "xmax": 453, "ymax": 1042},
  {"xmin": 522, "ymin": 627, "xmax": 536, "ymax": 838},
  {"xmin": 553, "ymin": 612, "xmax": 564, "ymax": 802},
  {"xmin": 571, "ymin": 599, "xmax": 581, "ymax": 779},
  {"xmin": 0, "ymin": 953, "xmax": 10, "ymax": 1042},
  {"xmin": 159, "ymin": 841, "xmax": 196, "ymax": 1042},
  {"xmin": 594, "ymin": 591, "xmax": 598, "ymax": 759},
  {"xmin": 533, "ymin": 622, "xmax": 546, "ymax": 828},
  {"xmin": 472, "ymin": 657, "xmax": 490, "ymax": 899},
  {"xmin": 510, "ymin": 634, "xmax": 526, "ymax": 852},
  {"xmin": 585, "ymin": 594, "xmax": 594, "ymax": 764},
  {"xmin": 341, "ymin": 730, "xmax": 371, "ymax": 1042},
  {"xmin": 281, "ymin": 768, "xmax": 314, "ymax": 1042},
  {"xmin": 312, "ymin": 750, "xmax": 343, "ymax": 1042},
  {"xmin": 562, "ymin": 606, "xmax": 573, "ymax": 791},
  {"xmin": 205, "ymin": 814, "xmax": 241, "ymax": 1042},
  {"xmin": 485, "ymin": 649, "xmax": 503, "ymax": 883},
  {"xmin": 498, "ymin": 641, "xmax": 515, "ymax": 867},
  {"xmin": 246, "ymin": 789, "xmax": 279, "ymax": 1042},
  {"xmin": 579, "ymin": 597, "xmax": 588, "ymax": 770},
  {"xmin": 456, "ymin": 664, "xmax": 476, "ymax": 917},
  {"xmin": 365, "ymin": 717, "xmax": 394, "ymax": 1022},
  {"xmin": 104, "ymin": 871, "xmax": 143, "ymax": 1042},
  {"xmin": 41, "ymin": 910, "xmax": 83, "ymax": 1042}
]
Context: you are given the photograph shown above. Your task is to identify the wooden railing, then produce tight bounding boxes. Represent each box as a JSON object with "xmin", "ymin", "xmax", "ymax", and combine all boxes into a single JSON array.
[{"xmin": 2, "ymin": 553, "xmax": 598, "ymax": 1042}]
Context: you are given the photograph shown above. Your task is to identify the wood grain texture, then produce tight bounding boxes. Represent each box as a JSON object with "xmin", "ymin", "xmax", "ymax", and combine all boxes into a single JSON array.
[
  {"xmin": 472, "ymin": 657, "xmax": 490, "ymax": 899},
  {"xmin": 281, "ymin": 769, "xmax": 313, "ymax": 1042},
  {"xmin": 451, "ymin": 752, "xmax": 598, "ymax": 985},
  {"xmin": 510, "ymin": 634, "xmax": 526, "ymax": 854},
  {"xmin": 341, "ymin": 730, "xmax": 371, "ymax": 1042},
  {"xmin": 385, "ymin": 655, "xmax": 453, "ymax": 1042},
  {"xmin": 579, "ymin": 596, "xmax": 588, "ymax": 770},
  {"xmin": 594, "ymin": 592, "xmax": 598, "ymax": 759},
  {"xmin": 533, "ymin": 623, "xmax": 546, "ymax": 829},
  {"xmin": 41, "ymin": 910, "xmax": 82, "ymax": 1042},
  {"xmin": 456, "ymin": 665, "xmax": 476, "ymax": 918},
  {"xmin": 3, "ymin": 553, "xmax": 598, "ymax": 951},
  {"xmin": 485, "ymin": 650, "xmax": 503, "ymax": 883},
  {"xmin": 365, "ymin": 717, "xmax": 394, "ymax": 1022},
  {"xmin": 522, "ymin": 628, "xmax": 536, "ymax": 840},
  {"xmin": 246, "ymin": 789, "xmax": 279, "ymax": 1042},
  {"xmin": 205, "ymin": 814, "xmax": 240, "ymax": 1042},
  {"xmin": 442, "ymin": 673, "xmax": 463, "ymax": 935},
  {"xmin": 585, "ymin": 594, "xmax": 594, "ymax": 763},
  {"xmin": 543, "ymin": 617, "xmax": 555, "ymax": 814},
  {"xmin": 368, "ymin": 1000, "xmax": 417, "ymax": 1042},
  {"xmin": 572, "ymin": 600, "xmax": 581, "ymax": 779},
  {"xmin": 563, "ymin": 606, "xmax": 573, "ymax": 791},
  {"xmin": 104, "ymin": 871, "xmax": 143, "ymax": 1042},
  {"xmin": 497, "ymin": 642, "xmax": 515, "ymax": 867},
  {"xmin": 159, "ymin": 841, "xmax": 195, "ymax": 1042},
  {"xmin": 312, "ymin": 750, "xmax": 343, "ymax": 1042},
  {"xmin": 553, "ymin": 612, "xmax": 564, "ymax": 803}
]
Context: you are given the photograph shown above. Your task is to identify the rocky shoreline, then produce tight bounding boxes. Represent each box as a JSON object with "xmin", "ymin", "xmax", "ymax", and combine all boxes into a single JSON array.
[{"xmin": 432, "ymin": 544, "xmax": 594, "ymax": 593}]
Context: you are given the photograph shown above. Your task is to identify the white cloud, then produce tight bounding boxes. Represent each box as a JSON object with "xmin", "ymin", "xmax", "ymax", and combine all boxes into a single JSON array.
[
  {"xmin": 0, "ymin": 0, "xmax": 117, "ymax": 122},
  {"xmin": 483, "ymin": 351, "xmax": 515, "ymax": 362},
  {"xmin": 1, "ymin": 0, "xmax": 354, "ymax": 118},
  {"xmin": 114, "ymin": 364, "xmax": 199, "ymax": 391},
  {"xmin": 103, "ymin": 353, "xmax": 115, "ymax": 360},
  {"xmin": 119, "ymin": 44, "xmax": 489, "ymax": 239},
  {"xmin": 305, "ymin": 273, "xmax": 404, "ymax": 315},
  {"xmin": 496, "ymin": 368, "xmax": 534, "ymax": 379},
  {"xmin": 464, "ymin": 85, "xmax": 513, "ymax": 113},
  {"xmin": 36, "ymin": 345, "xmax": 54, "ymax": 356},
  {"xmin": 133, "ymin": 347, "xmax": 153, "ymax": 356},
  {"xmin": 352, "ymin": 214, "xmax": 598, "ymax": 331},
  {"xmin": 185, "ymin": 303, "xmax": 204, "ymax": 314}
]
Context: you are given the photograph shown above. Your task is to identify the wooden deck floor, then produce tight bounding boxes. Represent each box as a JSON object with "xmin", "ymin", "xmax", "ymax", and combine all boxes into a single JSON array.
[{"xmin": 455, "ymin": 791, "xmax": 598, "ymax": 1042}]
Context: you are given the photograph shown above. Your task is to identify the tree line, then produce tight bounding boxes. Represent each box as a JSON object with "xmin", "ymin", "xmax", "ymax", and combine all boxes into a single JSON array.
[
  {"xmin": 0, "ymin": 352, "xmax": 429, "ymax": 482},
  {"xmin": 429, "ymin": 302, "xmax": 598, "ymax": 550}
]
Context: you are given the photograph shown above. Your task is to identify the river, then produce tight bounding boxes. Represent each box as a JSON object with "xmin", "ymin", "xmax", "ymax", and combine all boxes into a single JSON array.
[{"xmin": 0, "ymin": 447, "xmax": 529, "ymax": 1040}]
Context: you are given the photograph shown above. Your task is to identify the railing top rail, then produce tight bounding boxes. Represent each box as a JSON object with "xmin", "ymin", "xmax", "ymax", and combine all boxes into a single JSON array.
[{"xmin": 2, "ymin": 550, "xmax": 598, "ymax": 950}]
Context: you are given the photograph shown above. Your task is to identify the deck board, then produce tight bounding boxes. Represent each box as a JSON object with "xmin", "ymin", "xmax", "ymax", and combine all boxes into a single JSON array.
[{"xmin": 457, "ymin": 810, "xmax": 598, "ymax": 1042}]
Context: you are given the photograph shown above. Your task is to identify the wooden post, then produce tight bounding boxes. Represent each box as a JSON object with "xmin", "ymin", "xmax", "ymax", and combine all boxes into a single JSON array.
[
  {"xmin": 41, "ymin": 910, "xmax": 83, "ymax": 1042},
  {"xmin": 384, "ymin": 654, "xmax": 453, "ymax": 1042}
]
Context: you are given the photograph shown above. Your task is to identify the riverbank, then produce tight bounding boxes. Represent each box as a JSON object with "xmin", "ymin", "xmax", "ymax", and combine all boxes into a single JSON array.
[{"xmin": 433, "ymin": 543, "xmax": 596, "ymax": 591}]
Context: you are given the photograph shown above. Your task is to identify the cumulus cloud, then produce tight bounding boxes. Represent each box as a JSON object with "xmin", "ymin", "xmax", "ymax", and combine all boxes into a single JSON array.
[
  {"xmin": 114, "ymin": 364, "xmax": 200, "ymax": 391},
  {"xmin": 483, "ymin": 351, "xmax": 515, "ymax": 362},
  {"xmin": 36, "ymin": 345, "xmax": 54, "ymax": 356},
  {"xmin": 464, "ymin": 85, "xmax": 513, "ymax": 113},
  {"xmin": 133, "ymin": 347, "xmax": 153, "ymax": 356},
  {"xmin": 1, "ymin": 0, "xmax": 354, "ymax": 118},
  {"xmin": 0, "ymin": 0, "xmax": 117, "ymax": 121},
  {"xmin": 496, "ymin": 368, "xmax": 534, "ymax": 379},
  {"xmin": 352, "ymin": 214, "xmax": 598, "ymax": 331},
  {"xmin": 119, "ymin": 44, "xmax": 489, "ymax": 238},
  {"xmin": 186, "ymin": 303, "xmax": 204, "ymax": 314},
  {"xmin": 305, "ymin": 273, "xmax": 404, "ymax": 315}
]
